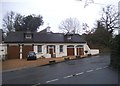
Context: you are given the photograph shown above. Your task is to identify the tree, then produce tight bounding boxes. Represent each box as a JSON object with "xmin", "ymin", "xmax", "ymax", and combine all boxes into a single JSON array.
[
  {"xmin": 93, "ymin": 20, "xmax": 112, "ymax": 47},
  {"xmin": 83, "ymin": 20, "xmax": 112, "ymax": 52},
  {"xmin": 14, "ymin": 13, "xmax": 24, "ymax": 31},
  {"xmin": 82, "ymin": 23, "xmax": 95, "ymax": 34},
  {"xmin": 110, "ymin": 34, "xmax": 120, "ymax": 69},
  {"xmin": 2, "ymin": 11, "xmax": 16, "ymax": 32},
  {"xmin": 3, "ymin": 11, "xmax": 44, "ymax": 32},
  {"xmin": 94, "ymin": 27, "xmax": 112, "ymax": 47},
  {"xmin": 59, "ymin": 17, "xmax": 81, "ymax": 34},
  {"xmin": 14, "ymin": 14, "xmax": 44, "ymax": 32},
  {"xmin": 100, "ymin": 5, "xmax": 119, "ymax": 34}
]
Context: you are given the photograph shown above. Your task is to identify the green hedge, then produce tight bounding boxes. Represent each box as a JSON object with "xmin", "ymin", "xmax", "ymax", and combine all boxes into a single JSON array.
[{"xmin": 110, "ymin": 34, "xmax": 120, "ymax": 69}]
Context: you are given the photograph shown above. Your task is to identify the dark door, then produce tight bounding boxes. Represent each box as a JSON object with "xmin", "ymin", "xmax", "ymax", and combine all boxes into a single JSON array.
[
  {"xmin": 22, "ymin": 45, "xmax": 33, "ymax": 59},
  {"xmin": 49, "ymin": 48, "xmax": 54, "ymax": 58},
  {"xmin": 67, "ymin": 48, "xmax": 74, "ymax": 56},
  {"xmin": 7, "ymin": 45, "xmax": 20, "ymax": 59},
  {"xmin": 76, "ymin": 48, "xmax": 84, "ymax": 56}
]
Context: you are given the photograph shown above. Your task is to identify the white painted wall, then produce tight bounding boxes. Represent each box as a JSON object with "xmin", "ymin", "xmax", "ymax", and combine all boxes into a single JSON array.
[
  {"xmin": 90, "ymin": 49, "xmax": 99, "ymax": 55},
  {"xmin": 55, "ymin": 44, "xmax": 67, "ymax": 57},
  {"xmin": 5, "ymin": 43, "xmax": 99, "ymax": 59},
  {"xmin": 34, "ymin": 43, "xmax": 86, "ymax": 58},
  {"xmin": 0, "ymin": 44, "xmax": 7, "ymax": 60},
  {"xmin": 84, "ymin": 44, "xmax": 91, "ymax": 54},
  {"xmin": 35, "ymin": 44, "xmax": 67, "ymax": 58},
  {"xmin": 84, "ymin": 44, "xmax": 99, "ymax": 55}
]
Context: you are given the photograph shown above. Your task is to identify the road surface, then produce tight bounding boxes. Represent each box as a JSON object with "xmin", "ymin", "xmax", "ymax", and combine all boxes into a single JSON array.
[{"xmin": 2, "ymin": 53, "xmax": 119, "ymax": 85}]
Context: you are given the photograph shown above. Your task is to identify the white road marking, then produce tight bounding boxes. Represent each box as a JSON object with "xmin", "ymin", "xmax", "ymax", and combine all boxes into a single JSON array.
[
  {"xmin": 75, "ymin": 72, "xmax": 84, "ymax": 75},
  {"xmin": 46, "ymin": 79, "xmax": 59, "ymax": 83},
  {"xmin": 63, "ymin": 75, "xmax": 73, "ymax": 79},
  {"xmin": 103, "ymin": 66, "xmax": 108, "ymax": 69},
  {"xmin": 96, "ymin": 67, "xmax": 102, "ymax": 70},
  {"xmin": 32, "ymin": 83, "xmax": 41, "ymax": 86},
  {"xmin": 86, "ymin": 70, "xmax": 94, "ymax": 72},
  {"xmin": 33, "ymin": 66, "xmax": 109, "ymax": 84}
]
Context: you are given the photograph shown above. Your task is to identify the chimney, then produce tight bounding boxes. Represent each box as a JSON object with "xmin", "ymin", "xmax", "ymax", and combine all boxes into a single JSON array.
[{"xmin": 46, "ymin": 26, "xmax": 51, "ymax": 32}]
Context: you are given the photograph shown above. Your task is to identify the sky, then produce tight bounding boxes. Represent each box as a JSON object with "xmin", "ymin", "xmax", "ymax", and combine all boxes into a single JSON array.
[{"xmin": 0, "ymin": 0, "xmax": 119, "ymax": 34}]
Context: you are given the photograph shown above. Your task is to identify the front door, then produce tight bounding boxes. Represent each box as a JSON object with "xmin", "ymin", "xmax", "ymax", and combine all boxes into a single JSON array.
[{"xmin": 49, "ymin": 48, "xmax": 54, "ymax": 58}]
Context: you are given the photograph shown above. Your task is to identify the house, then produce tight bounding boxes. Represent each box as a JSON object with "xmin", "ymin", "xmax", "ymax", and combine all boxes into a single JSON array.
[{"xmin": 4, "ymin": 28, "xmax": 99, "ymax": 59}]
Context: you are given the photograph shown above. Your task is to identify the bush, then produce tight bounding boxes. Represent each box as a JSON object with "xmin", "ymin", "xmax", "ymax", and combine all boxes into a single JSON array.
[{"xmin": 110, "ymin": 34, "xmax": 120, "ymax": 69}]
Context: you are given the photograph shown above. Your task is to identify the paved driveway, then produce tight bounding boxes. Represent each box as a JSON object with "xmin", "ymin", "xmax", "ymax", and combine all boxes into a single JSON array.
[{"xmin": 2, "ymin": 57, "xmax": 65, "ymax": 72}]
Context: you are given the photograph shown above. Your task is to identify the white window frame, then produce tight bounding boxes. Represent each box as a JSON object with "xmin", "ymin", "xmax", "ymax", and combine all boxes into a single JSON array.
[{"xmin": 25, "ymin": 34, "xmax": 32, "ymax": 39}]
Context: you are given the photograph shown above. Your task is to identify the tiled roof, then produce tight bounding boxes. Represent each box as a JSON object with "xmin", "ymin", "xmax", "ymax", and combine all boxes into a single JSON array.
[{"xmin": 4, "ymin": 31, "xmax": 86, "ymax": 43}]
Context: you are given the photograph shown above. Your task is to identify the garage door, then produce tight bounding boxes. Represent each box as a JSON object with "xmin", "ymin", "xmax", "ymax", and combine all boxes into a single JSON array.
[
  {"xmin": 7, "ymin": 45, "xmax": 20, "ymax": 59},
  {"xmin": 67, "ymin": 48, "xmax": 74, "ymax": 56},
  {"xmin": 22, "ymin": 45, "xmax": 33, "ymax": 59},
  {"xmin": 76, "ymin": 48, "xmax": 84, "ymax": 56}
]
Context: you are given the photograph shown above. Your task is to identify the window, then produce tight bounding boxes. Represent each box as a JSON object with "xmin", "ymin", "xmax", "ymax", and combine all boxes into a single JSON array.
[
  {"xmin": 67, "ymin": 36, "xmax": 71, "ymax": 40},
  {"xmin": 25, "ymin": 34, "xmax": 32, "ymax": 39},
  {"xmin": 59, "ymin": 45, "xmax": 63, "ymax": 52},
  {"xmin": 38, "ymin": 45, "xmax": 42, "ymax": 53}
]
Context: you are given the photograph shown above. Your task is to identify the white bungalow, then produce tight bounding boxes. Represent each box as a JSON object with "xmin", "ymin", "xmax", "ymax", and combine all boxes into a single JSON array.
[{"xmin": 4, "ymin": 28, "xmax": 99, "ymax": 59}]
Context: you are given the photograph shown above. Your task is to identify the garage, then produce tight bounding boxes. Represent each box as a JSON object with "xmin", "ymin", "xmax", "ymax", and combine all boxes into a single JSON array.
[
  {"xmin": 67, "ymin": 45, "xmax": 74, "ymax": 56},
  {"xmin": 7, "ymin": 45, "xmax": 20, "ymax": 59},
  {"xmin": 76, "ymin": 48, "xmax": 84, "ymax": 56},
  {"xmin": 76, "ymin": 45, "xmax": 84, "ymax": 56},
  {"xmin": 22, "ymin": 45, "xmax": 33, "ymax": 59}
]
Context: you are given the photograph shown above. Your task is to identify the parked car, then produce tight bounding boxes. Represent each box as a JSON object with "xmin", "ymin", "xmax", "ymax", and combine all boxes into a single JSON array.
[{"xmin": 27, "ymin": 51, "xmax": 37, "ymax": 60}]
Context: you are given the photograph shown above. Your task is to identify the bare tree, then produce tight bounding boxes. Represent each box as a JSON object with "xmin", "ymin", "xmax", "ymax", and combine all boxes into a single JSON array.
[
  {"xmin": 59, "ymin": 17, "xmax": 81, "ymax": 34},
  {"xmin": 100, "ymin": 5, "xmax": 119, "ymax": 34},
  {"xmin": 2, "ymin": 11, "xmax": 16, "ymax": 32}
]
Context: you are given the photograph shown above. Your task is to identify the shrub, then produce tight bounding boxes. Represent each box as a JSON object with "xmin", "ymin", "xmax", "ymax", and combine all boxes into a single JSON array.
[{"xmin": 110, "ymin": 34, "xmax": 120, "ymax": 69}]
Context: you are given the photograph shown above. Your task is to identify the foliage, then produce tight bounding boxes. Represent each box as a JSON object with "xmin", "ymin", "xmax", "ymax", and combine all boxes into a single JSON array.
[
  {"xmin": 2, "ymin": 11, "xmax": 44, "ymax": 32},
  {"xmin": 14, "ymin": 14, "xmax": 24, "ymax": 31},
  {"xmin": 94, "ymin": 27, "xmax": 112, "ymax": 47},
  {"xmin": 15, "ymin": 14, "xmax": 44, "ymax": 32},
  {"xmin": 110, "ymin": 34, "xmax": 120, "ymax": 69},
  {"xmin": 83, "ymin": 20, "xmax": 112, "ymax": 52},
  {"xmin": 59, "ymin": 17, "xmax": 81, "ymax": 34}
]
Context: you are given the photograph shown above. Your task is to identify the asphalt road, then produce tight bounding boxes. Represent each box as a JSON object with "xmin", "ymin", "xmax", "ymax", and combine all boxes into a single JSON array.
[{"xmin": 2, "ymin": 53, "xmax": 119, "ymax": 85}]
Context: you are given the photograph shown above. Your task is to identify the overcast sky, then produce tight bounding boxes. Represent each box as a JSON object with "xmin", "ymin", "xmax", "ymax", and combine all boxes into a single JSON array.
[{"xmin": 0, "ymin": 0, "xmax": 119, "ymax": 33}]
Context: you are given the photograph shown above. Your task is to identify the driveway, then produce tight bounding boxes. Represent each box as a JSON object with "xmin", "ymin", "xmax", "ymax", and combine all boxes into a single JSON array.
[{"xmin": 2, "ymin": 57, "xmax": 65, "ymax": 72}]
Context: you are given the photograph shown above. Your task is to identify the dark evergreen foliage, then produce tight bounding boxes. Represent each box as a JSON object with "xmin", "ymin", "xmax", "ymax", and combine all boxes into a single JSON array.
[
  {"xmin": 14, "ymin": 15, "xmax": 44, "ymax": 32},
  {"xmin": 110, "ymin": 34, "xmax": 120, "ymax": 69}
]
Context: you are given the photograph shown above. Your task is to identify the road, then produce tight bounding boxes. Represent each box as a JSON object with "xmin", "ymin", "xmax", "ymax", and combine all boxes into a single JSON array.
[{"xmin": 2, "ymin": 53, "xmax": 119, "ymax": 85}]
